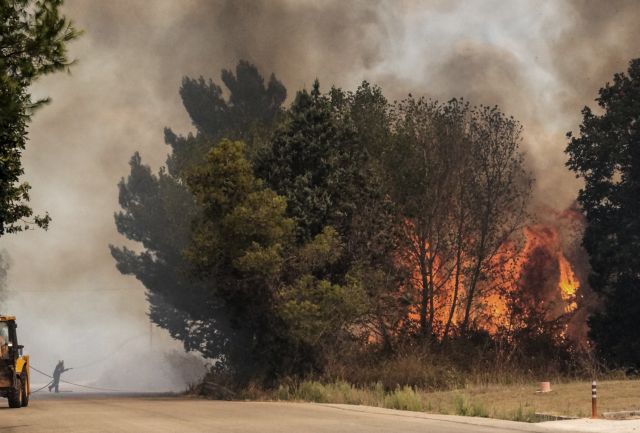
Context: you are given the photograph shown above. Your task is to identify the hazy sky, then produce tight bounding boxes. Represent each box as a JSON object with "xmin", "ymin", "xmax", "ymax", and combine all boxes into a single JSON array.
[{"xmin": 0, "ymin": 0, "xmax": 638, "ymax": 390}]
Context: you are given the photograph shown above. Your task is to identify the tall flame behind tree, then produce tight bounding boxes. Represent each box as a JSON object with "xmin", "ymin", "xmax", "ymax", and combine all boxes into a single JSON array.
[
  {"xmin": 386, "ymin": 98, "xmax": 533, "ymax": 341},
  {"xmin": 397, "ymin": 210, "xmax": 587, "ymax": 345},
  {"xmin": 501, "ymin": 223, "xmax": 582, "ymax": 345}
]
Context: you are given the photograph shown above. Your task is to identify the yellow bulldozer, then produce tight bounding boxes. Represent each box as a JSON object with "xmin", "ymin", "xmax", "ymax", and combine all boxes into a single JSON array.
[{"xmin": 0, "ymin": 315, "xmax": 30, "ymax": 408}]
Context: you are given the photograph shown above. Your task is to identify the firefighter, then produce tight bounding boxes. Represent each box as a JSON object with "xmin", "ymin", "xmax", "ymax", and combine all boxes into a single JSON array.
[{"xmin": 48, "ymin": 360, "xmax": 71, "ymax": 393}]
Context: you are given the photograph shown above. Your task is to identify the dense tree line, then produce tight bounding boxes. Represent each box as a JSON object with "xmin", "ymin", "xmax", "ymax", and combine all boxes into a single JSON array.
[{"xmin": 112, "ymin": 61, "xmax": 570, "ymax": 384}]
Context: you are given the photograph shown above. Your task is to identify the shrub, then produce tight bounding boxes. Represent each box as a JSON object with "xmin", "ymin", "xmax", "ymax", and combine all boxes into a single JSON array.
[
  {"xmin": 505, "ymin": 404, "xmax": 537, "ymax": 422},
  {"xmin": 295, "ymin": 381, "xmax": 329, "ymax": 403},
  {"xmin": 453, "ymin": 395, "xmax": 488, "ymax": 417},
  {"xmin": 383, "ymin": 386, "xmax": 423, "ymax": 411},
  {"xmin": 275, "ymin": 384, "xmax": 291, "ymax": 401}
]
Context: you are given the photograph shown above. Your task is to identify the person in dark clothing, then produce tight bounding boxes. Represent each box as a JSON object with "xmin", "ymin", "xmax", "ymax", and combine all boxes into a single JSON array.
[{"xmin": 48, "ymin": 360, "xmax": 71, "ymax": 393}]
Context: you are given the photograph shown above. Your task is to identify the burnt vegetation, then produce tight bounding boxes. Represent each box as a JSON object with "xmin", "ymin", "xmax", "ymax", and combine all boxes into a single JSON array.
[{"xmin": 111, "ymin": 59, "xmax": 639, "ymax": 389}]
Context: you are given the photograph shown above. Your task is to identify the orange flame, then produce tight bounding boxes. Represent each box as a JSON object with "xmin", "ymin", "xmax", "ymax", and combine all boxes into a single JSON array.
[
  {"xmin": 400, "ymin": 223, "xmax": 580, "ymax": 338},
  {"xmin": 558, "ymin": 255, "xmax": 579, "ymax": 312}
]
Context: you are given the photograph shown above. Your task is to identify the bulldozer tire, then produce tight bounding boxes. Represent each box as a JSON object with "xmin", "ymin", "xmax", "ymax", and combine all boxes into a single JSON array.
[
  {"xmin": 8, "ymin": 377, "xmax": 23, "ymax": 408},
  {"xmin": 20, "ymin": 375, "xmax": 29, "ymax": 407}
]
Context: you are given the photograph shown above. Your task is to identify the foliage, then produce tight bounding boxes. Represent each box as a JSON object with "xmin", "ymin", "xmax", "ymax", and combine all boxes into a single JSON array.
[
  {"xmin": 259, "ymin": 81, "xmax": 404, "ymax": 353},
  {"xmin": 505, "ymin": 405, "xmax": 537, "ymax": 423},
  {"xmin": 253, "ymin": 377, "xmax": 640, "ymax": 422},
  {"xmin": 256, "ymin": 80, "xmax": 364, "ymax": 242},
  {"xmin": 272, "ymin": 380, "xmax": 385, "ymax": 406},
  {"xmin": 384, "ymin": 386, "xmax": 424, "ymax": 411},
  {"xmin": 111, "ymin": 61, "xmax": 287, "ymax": 363},
  {"xmin": 453, "ymin": 394, "xmax": 488, "ymax": 417},
  {"xmin": 278, "ymin": 270, "xmax": 367, "ymax": 345},
  {"xmin": 277, "ymin": 227, "xmax": 368, "ymax": 347},
  {"xmin": 566, "ymin": 58, "xmax": 640, "ymax": 368},
  {"xmin": 0, "ymin": 0, "xmax": 80, "ymax": 235},
  {"xmin": 167, "ymin": 60, "xmax": 286, "ymax": 175},
  {"xmin": 109, "ymin": 153, "xmax": 223, "ymax": 356},
  {"xmin": 185, "ymin": 140, "xmax": 372, "ymax": 381},
  {"xmin": 293, "ymin": 380, "xmax": 330, "ymax": 403},
  {"xmin": 186, "ymin": 139, "xmax": 300, "ymax": 381}
]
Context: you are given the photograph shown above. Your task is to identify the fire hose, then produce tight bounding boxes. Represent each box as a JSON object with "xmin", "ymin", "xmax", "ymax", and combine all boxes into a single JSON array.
[
  {"xmin": 30, "ymin": 380, "xmax": 54, "ymax": 393},
  {"xmin": 29, "ymin": 365, "xmax": 130, "ymax": 393},
  {"xmin": 26, "ymin": 333, "xmax": 148, "ymax": 393}
]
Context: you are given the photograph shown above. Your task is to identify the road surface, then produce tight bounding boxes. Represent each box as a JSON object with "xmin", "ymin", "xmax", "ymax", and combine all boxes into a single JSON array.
[{"xmin": 0, "ymin": 394, "xmax": 623, "ymax": 433}]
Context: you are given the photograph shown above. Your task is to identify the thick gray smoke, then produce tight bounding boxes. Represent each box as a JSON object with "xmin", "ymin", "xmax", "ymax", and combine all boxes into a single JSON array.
[
  {"xmin": 0, "ymin": 0, "xmax": 638, "ymax": 391},
  {"xmin": 552, "ymin": 0, "xmax": 640, "ymax": 116}
]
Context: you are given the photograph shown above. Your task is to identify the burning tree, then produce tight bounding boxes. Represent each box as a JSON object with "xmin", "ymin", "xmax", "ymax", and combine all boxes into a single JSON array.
[{"xmin": 386, "ymin": 98, "xmax": 533, "ymax": 341}]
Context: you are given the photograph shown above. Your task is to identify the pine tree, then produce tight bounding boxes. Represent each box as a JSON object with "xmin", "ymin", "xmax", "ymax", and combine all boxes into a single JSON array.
[
  {"xmin": 257, "ymin": 80, "xmax": 363, "ymax": 242},
  {"xmin": 111, "ymin": 62, "xmax": 286, "ymax": 360}
]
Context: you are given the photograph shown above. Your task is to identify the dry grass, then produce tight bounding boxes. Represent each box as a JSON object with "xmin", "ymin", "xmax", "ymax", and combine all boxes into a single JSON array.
[
  {"xmin": 428, "ymin": 379, "xmax": 640, "ymax": 419},
  {"xmin": 263, "ymin": 379, "xmax": 640, "ymax": 422}
]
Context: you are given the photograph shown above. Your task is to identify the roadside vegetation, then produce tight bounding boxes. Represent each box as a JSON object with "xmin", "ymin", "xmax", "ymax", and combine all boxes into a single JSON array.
[
  {"xmin": 231, "ymin": 378, "xmax": 640, "ymax": 422},
  {"xmin": 190, "ymin": 349, "xmax": 639, "ymax": 421}
]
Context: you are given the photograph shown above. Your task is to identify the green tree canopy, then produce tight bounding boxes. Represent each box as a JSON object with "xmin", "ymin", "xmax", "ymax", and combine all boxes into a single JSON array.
[
  {"xmin": 166, "ymin": 60, "xmax": 286, "ymax": 176},
  {"xmin": 257, "ymin": 81, "xmax": 402, "ymax": 354},
  {"xmin": 0, "ymin": 0, "xmax": 79, "ymax": 235},
  {"xmin": 186, "ymin": 139, "xmax": 299, "ymax": 381},
  {"xmin": 111, "ymin": 61, "xmax": 288, "ymax": 363},
  {"xmin": 256, "ymin": 80, "xmax": 364, "ymax": 242},
  {"xmin": 566, "ymin": 58, "xmax": 640, "ymax": 368}
]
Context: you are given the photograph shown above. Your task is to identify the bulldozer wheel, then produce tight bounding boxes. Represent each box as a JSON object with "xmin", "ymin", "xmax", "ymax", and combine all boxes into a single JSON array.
[
  {"xmin": 7, "ymin": 377, "xmax": 23, "ymax": 408},
  {"xmin": 20, "ymin": 375, "xmax": 29, "ymax": 407}
]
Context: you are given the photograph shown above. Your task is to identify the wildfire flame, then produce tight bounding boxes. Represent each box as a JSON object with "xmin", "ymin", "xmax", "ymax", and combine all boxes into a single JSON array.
[
  {"xmin": 558, "ymin": 255, "xmax": 579, "ymax": 311},
  {"xmin": 519, "ymin": 225, "xmax": 579, "ymax": 314},
  {"xmin": 401, "ymin": 222, "xmax": 581, "ymax": 338}
]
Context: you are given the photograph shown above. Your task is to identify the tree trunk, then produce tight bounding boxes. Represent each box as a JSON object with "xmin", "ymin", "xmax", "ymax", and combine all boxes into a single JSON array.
[
  {"xmin": 427, "ymin": 257, "xmax": 435, "ymax": 331},
  {"xmin": 460, "ymin": 220, "xmax": 488, "ymax": 335},
  {"xmin": 460, "ymin": 258, "xmax": 482, "ymax": 334},
  {"xmin": 418, "ymin": 246, "xmax": 430, "ymax": 338},
  {"xmin": 443, "ymin": 219, "xmax": 464, "ymax": 341}
]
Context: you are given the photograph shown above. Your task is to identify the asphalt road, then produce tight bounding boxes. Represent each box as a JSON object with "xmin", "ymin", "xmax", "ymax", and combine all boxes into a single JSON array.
[{"xmin": 0, "ymin": 394, "xmax": 573, "ymax": 433}]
